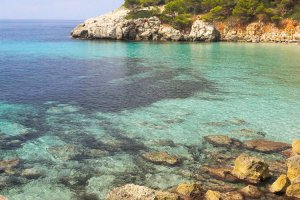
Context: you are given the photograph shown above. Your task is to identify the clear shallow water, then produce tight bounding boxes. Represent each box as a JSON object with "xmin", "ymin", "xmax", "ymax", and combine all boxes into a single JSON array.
[{"xmin": 0, "ymin": 20, "xmax": 300, "ymax": 199}]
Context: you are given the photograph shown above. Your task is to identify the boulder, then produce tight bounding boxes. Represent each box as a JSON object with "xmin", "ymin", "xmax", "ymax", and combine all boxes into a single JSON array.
[
  {"xmin": 281, "ymin": 148, "xmax": 297, "ymax": 158},
  {"xmin": 205, "ymin": 190, "xmax": 221, "ymax": 200},
  {"xmin": 142, "ymin": 152, "xmax": 179, "ymax": 166},
  {"xmin": 189, "ymin": 20, "xmax": 220, "ymax": 42},
  {"xmin": 243, "ymin": 139, "xmax": 290, "ymax": 153},
  {"xmin": 292, "ymin": 140, "xmax": 300, "ymax": 155},
  {"xmin": 106, "ymin": 184, "xmax": 179, "ymax": 200},
  {"xmin": 270, "ymin": 174, "xmax": 290, "ymax": 193},
  {"xmin": 240, "ymin": 185, "xmax": 262, "ymax": 199},
  {"xmin": 204, "ymin": 135, "xmax": 241, "ymax": 147},
  {"xmin": 286, "ymin": 176, "xmax": 300, "ymax": 198},
  {"xmin": 106, "ymin": 184, "xmax": 157, "ymax": 200},
  {"xmin": 205, "ymin": 190, "xmax": 243, "ymax": 200},
  {"xmin": 175, "ymin": 183, "xmax": 204, "ymax": 199},
  {"xmin": 287, "ymin": 155, "xmax": 300, "ymax": 181},
  {"xmin": 232, "ymin": 154, "xmax": 270, "ymax": 183}
]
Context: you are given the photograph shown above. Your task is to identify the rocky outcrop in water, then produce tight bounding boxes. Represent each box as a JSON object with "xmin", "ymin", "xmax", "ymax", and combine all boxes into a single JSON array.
[
  {"xmin": 71, "ymin": 8, "xmax": 220, "ymax": 42},
  {"xmin": 71, "ymin": 7, "xmax": 300, "ymax": 43}
]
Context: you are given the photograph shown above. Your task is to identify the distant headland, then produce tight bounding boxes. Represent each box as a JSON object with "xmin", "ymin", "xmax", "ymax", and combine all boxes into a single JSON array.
[{"xmin": 71, "ymin": 0, "xmax": 300, "ymax": 43}]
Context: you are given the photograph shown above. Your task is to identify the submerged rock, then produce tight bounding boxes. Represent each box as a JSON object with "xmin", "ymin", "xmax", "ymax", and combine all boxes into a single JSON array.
[
  {"xmin": 286, "ymin": 176, "xmax": 300, "ymax": 198},
  {"xmin": 240, "ymin": 185, "xmax": 262, "ymax": 199},
  {"xmin": 203, "ymin": 167, "xmax": 239, "ymax": 183},
  {"xmin": 232, "ymin": 154, "xmax": 270, "ymax": 183},
  {"xmin": 243, "ymin": 139, "xmax": 290, "ymax": 153},
  {"xmin": 270, "ymin": 174, "xmax": 290, "ymax": 194},
  {"xmin": 204, "ymin": 135, "xmax": 241, "ymax": 147},
  {"xmin": 287, "ymin": 155, "xmax": 300, "ymax": 181},
  {"xmin": 292, "ymin": 140, "xmax": 300, "ymax": 155},
  {"xmin": 21, "ymin": 168, "xmax": 42, "ymax": 179},
  {"xmin": 0, "ymin": 159, "xmax": 20, "ymax": 175},
  {"xmin": 142, "ymin": 152, "xmax": 179, "ymax": 166},
  {"xmin": 175, "ymin": 183, "xmax": 204, "ymax": 199}
]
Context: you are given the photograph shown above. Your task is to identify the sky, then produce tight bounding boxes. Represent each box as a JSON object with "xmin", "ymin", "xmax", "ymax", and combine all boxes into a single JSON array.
[{"xmin": 0, "ymin": 0, "xmax": 124, "ymax": 20}]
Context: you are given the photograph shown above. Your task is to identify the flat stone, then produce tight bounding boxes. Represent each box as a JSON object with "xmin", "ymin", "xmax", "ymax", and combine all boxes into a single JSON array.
[
  {"xmin": 286, "ymin": 176, "xmax": 300, "ymax": 198},
  {"xmin": 270, "ymin": 174, "xmax": 290, "ymax": 193},
  {"xmin": 232, "ymin": 154, "xmax": 270, "ymax": 183},
  {"xmin": 287, "ymin": 155, "xmax": 300, "ymax": 181},
  {"xmin": 292, "ymin": 140, "xmax": 300, "ymax": 155},
  {"xmin": 243, "ymin": 139, "xmax": 290, "ymax": 153},
  {"xmin": 141, "ymin": 152, "xmax": 179, "ymax": 166},
  {"xmin": 240, "ymin": 185, "xmax": 262, "ymax": 199}
]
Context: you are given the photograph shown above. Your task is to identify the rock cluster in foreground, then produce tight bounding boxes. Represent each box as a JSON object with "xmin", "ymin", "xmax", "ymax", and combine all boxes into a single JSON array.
[
  {"xmin": 105, "ymin": 137, "xmax": 300, "ymax": 200},
  {"xmin": 71, "ymin": 7, "xmax": 300, "ymax": 43}
]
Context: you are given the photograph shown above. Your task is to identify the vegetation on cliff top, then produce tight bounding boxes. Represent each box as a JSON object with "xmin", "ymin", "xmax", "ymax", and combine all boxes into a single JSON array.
[{"xmin": 124, "ymin": 0, "xmax": 300, "ymax": 30}]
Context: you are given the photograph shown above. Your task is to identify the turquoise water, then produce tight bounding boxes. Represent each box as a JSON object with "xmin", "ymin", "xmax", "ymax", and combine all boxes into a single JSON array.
[{"xmin": 1, "ymin": 20, "xmax": 300, "ymax": 199}]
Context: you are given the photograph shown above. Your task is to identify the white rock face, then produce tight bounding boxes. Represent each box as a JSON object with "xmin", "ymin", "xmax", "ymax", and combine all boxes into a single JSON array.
[
  {"xmin": 189, "ymin": 20, "xmax": 220, "ymax": 41},
  {"xmin": 71, "ymin": 7, "xmax": 219, "ymax": 42}
]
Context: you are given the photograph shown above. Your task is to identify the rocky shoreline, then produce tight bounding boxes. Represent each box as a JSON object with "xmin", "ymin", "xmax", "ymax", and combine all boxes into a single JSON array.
[
  {"xmin": 104, "ymin": 137, "xmax": 300, "ymax": 200},
  {"xmin": 71, "ymin": 7, "xmax": 300, "ymax": 43}
]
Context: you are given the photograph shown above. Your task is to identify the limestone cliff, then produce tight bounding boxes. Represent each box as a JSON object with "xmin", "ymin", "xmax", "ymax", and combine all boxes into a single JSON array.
[{"xmin": 71, "ymin": 7, "xmax": 300, "ymax": 43}]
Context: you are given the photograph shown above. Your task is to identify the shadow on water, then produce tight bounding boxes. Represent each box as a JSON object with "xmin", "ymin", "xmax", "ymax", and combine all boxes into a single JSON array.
[{"xmin": 0, "ymin": 56, "xmax": 217, "ymax": 113}]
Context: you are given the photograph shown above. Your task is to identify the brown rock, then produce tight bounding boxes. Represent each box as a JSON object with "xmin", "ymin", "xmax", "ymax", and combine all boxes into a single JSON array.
[
  {"xmin": 243, "ymin": 139, "xmax": 290, "ymax": 153},
  {"xmin": 270, "ymin": 174, "xmax": 291, "ymax": 193},
  {"xmin": 240, "ymin": 185, "xmax": 262, "ymax": 199},
  {"xmin": 286, "ymin": 176, "xmax": 300, "ymax": 198},
  {"xmin": 292, "ymin": 140, "xmax": 300, "ymax": 155},
  {"xmin": 142, "ymin": 152, "xmax": 179, "ymax": 166},
  {"xmin": 204, "ymin": 167, "xmax": 239, "ymax": 183},
  {"xmin": 204, "ymin": 135, "xmax": 241, "ymax": 147},
  {"xmin": 232, "ymin": 154, "xmax": 270, "ymax": 183},
  {"xmin": 0, "ymin": 195, "xmax": 8, "ymax": 200},
  {"xmin": 287, "ymin": 155, "xmax": 300, "ymax": 181},
  {"xmin": 175, "ymin": 183, "xmax": 204, "ymax": 199},
  {"xmin": 281, "ymin": 148, "xmax": 296, "ymax": 158}
]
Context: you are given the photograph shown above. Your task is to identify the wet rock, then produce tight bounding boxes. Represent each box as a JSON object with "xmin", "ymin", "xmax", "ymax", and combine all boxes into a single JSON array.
[
  {"xmin": 0, "ymin": 195, "xmax": 8, "ymax": 200},
  {"xmin": 292, "ymin": 140, "xmax": 300, "ymax": 155},
  {"xmin": 204, "ymin": 135, "xmax": 241, "ymax": 147},
  {"xmin": 281, "ymin": 149, "xmax": 297, "ymax": 158},
  {"xmin": 48, "ymin": 145, "xmax": 84, "ymax": 161},
  {"xmin": 286, "ymin": 176, "xmax": 300, "ymax": 198},
  {"xmin": 155, "ymin": 140, "xmax": 176, "ymax": 147},
  {"xmin": 287, "ymin": 155, "xmax": 300, "ymax": 181},
  {"xmin": 240, "ymin": 185, "xmax": 262, "ymax": 199},
  {"xmin": 243, "ymin": 139, "xmax": 290, "ymax": 153},
  {"xmin": 232, "ymin": 154, "xmax": 270, "ymax": 183},
  {"xmin": 203, "ymin": 167, "xmax": 239, "ymax": 183},
  {"xmin": 232, "ymin": 129, "xmax": 266, "ymax": 138},
  {"xmin": 267, "ymin": 160, "xmax": 287, "ymax": 176},
  {"xmin": 175, "ymin": 183, "xmax": 204, "ymax": 199},
  {"xmin": 21, "ymin": 168, "xmax": 42, "ymax": 179},
  {"xmin": 106, "ymin": 184, "xmax": 157, "ymax": 200},
  {"xmin": 0, "ymin": 159, "xmax": 20, "ymax": 174},
  {"xmin": 141, "ymin": 152, "xmax": 179, "ymax": 166},
  {"xmin": 270, "ymin": 174, "xmax": 290, "ymax": 194}
]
